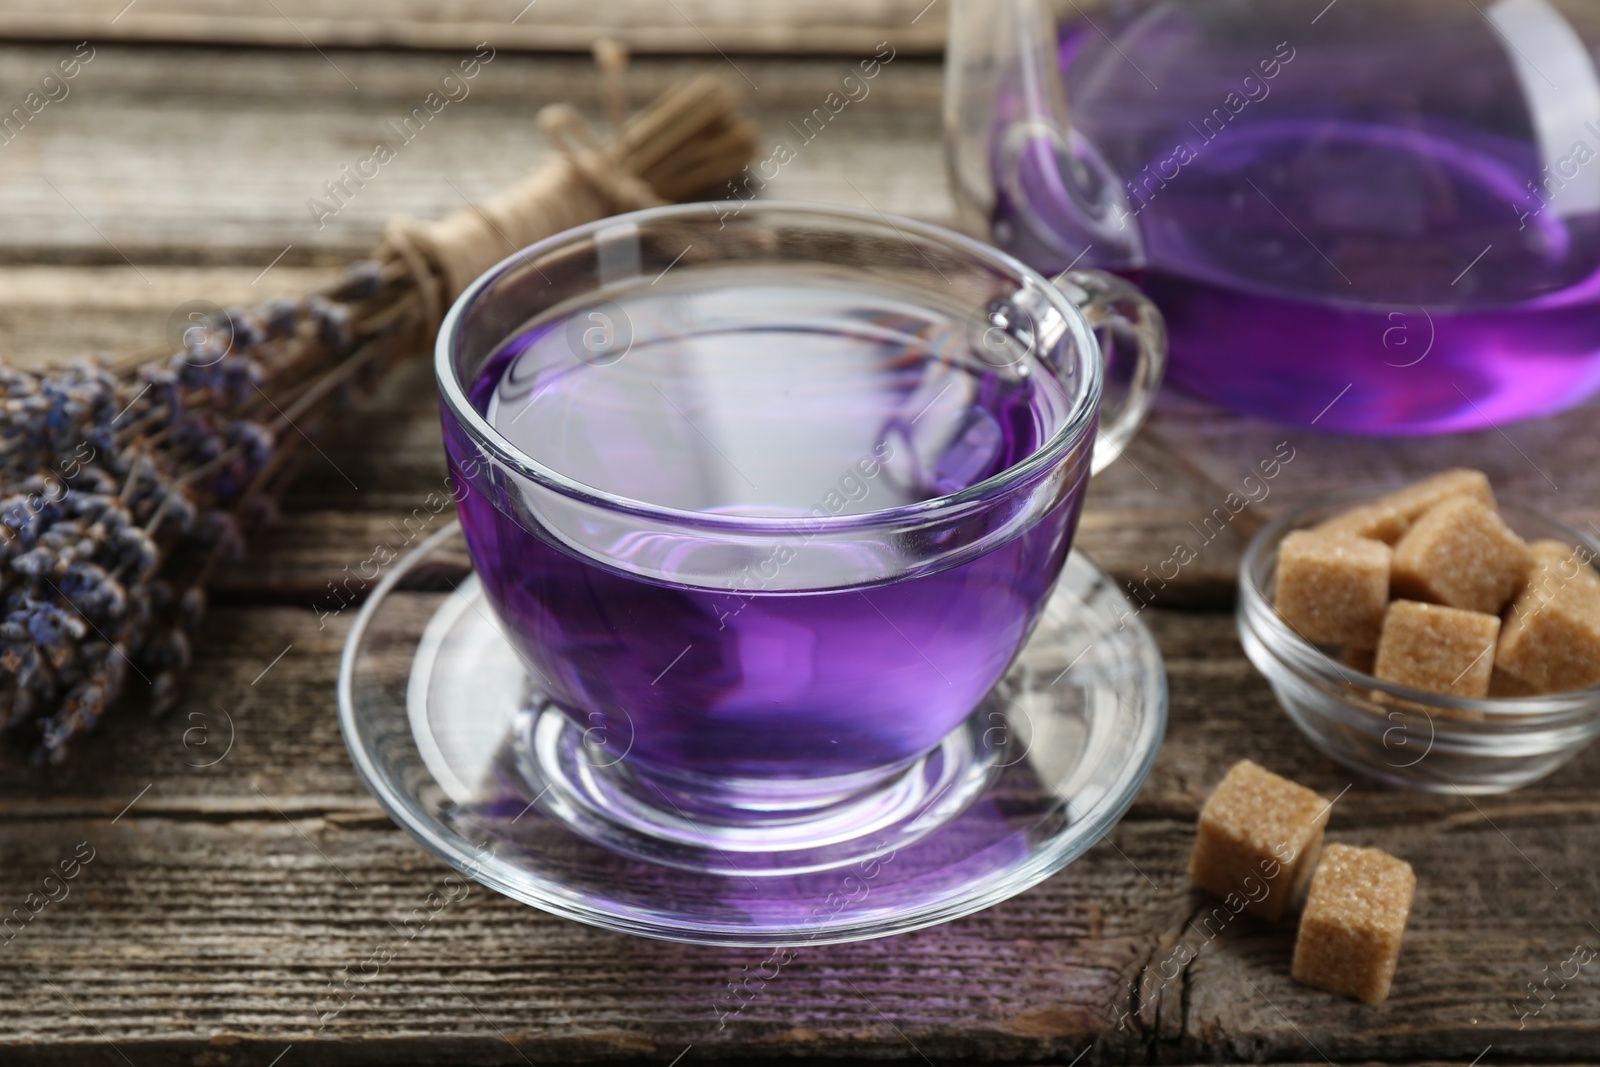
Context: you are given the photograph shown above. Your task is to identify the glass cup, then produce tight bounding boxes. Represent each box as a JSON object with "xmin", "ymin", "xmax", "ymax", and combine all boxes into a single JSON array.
[{"xmin": 436, "ymin": 201, "xmax": 1163, "ymax": 872}]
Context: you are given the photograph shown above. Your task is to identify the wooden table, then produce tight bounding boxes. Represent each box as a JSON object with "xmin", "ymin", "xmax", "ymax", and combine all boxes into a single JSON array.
[{"xmin": 2, "ymin": 10, "xmax": 1598, "ymax": 1065}]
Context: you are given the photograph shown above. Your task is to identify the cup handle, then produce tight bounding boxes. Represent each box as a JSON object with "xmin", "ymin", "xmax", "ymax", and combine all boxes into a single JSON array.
[{"xmin": 1049, "ymin": 269, "xmax": 1166, "ymax": 475}]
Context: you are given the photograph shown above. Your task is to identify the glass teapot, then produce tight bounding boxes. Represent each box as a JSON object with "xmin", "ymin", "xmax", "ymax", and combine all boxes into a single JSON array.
[{"xmin": 945, "ymin": 0, "xmax": 1600, "ymax": 434}]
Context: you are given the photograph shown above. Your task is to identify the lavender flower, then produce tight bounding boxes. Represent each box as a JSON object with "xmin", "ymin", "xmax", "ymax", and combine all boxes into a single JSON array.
[{"xmin": 0, "ymin": 261, "xmax": 401, "ymax": 762}]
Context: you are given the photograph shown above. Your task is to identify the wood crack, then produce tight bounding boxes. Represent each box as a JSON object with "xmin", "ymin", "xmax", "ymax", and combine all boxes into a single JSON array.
[{"xmin": 0, "ymin": 797, "xmax": 393, "ymax": 826}]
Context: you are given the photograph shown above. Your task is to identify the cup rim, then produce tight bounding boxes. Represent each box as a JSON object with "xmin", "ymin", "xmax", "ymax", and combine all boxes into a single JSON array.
[
  {"xmin": 434, "ymin": 200, "xmax": 1103, "ymax": 535},
  {"xmin": 1239, "ymin": 487, "xmax": 1600, "ymax": 718}
]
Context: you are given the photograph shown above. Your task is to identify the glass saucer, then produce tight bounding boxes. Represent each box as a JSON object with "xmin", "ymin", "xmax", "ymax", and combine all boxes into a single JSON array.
[{"xmin": 338, "ymin": 523, "xmax": 1167, "ymax": 946}]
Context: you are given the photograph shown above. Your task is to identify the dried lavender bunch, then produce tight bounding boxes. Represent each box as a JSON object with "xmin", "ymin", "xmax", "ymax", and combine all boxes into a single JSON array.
[
  {"xmin": 0, "ymin": 263, "xmax": 400, "ymax": 762},
  {"xmin": 0, "ymin": 71, "xmax": 756, "ymax": 764}
]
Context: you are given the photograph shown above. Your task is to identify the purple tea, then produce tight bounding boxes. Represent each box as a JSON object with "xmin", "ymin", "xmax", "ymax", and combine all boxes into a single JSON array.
[
  {"xmin": 998, "ymin": 113, "xmax": 1600, "ymax": 435},
  {"xmin": 959, "ymin": 0, "xmax": 1600, "ymax": 434},
  {"xmin": 443, "ymin": 271, "xmax": 1089, "ymax": 790}
]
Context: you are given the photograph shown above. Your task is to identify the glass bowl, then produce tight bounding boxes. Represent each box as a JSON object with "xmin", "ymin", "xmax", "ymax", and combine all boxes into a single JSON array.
[{"xmin": 1237, "ymin": 489, "xmax": 1600, "ymax": 793}]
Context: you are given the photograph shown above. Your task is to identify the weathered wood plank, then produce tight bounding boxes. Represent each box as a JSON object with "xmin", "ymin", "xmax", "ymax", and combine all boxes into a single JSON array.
[
  {"xmin": 0, "ymin": 45, "xmax": 947, "ymax": 265},
  {"xmin": 2, "ymin": 603, "xmax": 1597, "ymax": 1062},
  {"xmin": 1, "ymin": 603, "xmax": 1597, "ymax": 1064},
  {"xmin": 1148, "ymin": 389, "xmax": 1600, "ymax": 528},
  {"xmin": 0, "ymin": 265, "xmax": 342, "ymax": 368},
  {"xmin": 0, "ymin": 803, "xmax": 1593, "ymax": 1067},
  {"xmin": 0, "ymin": 813, "xmax": 1163, "ymax": 1062},
  {"xmin": 0, "ymin": 0, "xmax": 948, "ymax": 56}
]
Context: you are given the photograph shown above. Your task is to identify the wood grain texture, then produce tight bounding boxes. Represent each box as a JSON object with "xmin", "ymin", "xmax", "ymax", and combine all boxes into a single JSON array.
[
  {"xmin": 2, "ymin": 605, "xmax": 1598, "ymax": 1064},
  {"xmin": 3, "ymin": 38, "xmax": 1600, "ymax": 1066},
  {"xmin": 0, "ymin": 45, "xmax": 946, "ymax": 265},
  {"xmin": 0, "ymin": 0, "xmax": 948, "ymax": 56},
  {"xmin": 0, "ymin": 266, "xmax": 342, "ymax": 367}
]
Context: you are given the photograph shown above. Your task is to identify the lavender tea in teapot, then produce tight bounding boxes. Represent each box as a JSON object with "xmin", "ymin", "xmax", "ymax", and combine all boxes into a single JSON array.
[{"xmin": 946, "ymin": 0, "xmax": 1600, "ymax": 434}]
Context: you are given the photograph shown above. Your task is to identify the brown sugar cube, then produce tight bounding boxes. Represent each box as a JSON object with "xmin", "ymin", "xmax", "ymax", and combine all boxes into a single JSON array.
[
  {"xmin": 1275, "ymin": 531, "xmax": 1392, "ymax": 648},
  {"xmin": 1372, "ymin": 468, "xmax": 1494, "ymax": 521},
  {"xmin": 1373, "ymin": 600, "xmax": 1500, "ymax": 697},
  {"xmin": 1531, "ymin": 538, "xmax": 1587, "ymax": 563},
  {"xmin": 1292, "ymin": 844, "xmax": 1416, "ymax": 1004},
  {"xmin": 1314, "ymin": 501, "xmax": 1411, "ymax": 545},
  {"xmin": 1189, "ymin": 760, "xmax": 1331, "ymax": 922},
  {"xmin": 1524, "ymin": 540, "xmax": 1600, "ymax": 605},
  {"xmin": 1390, "ymin": 496, "xmax": 1532, "ymax": 614},
  {"xmin": 1494, "ymin": 541, "xmax": 1600, "ymax": 693},
  {"xmin": 1528, "ymin": 540, "xmax": 1600, "ymax": 593},
  {"xmin": 1313, "ymin": 467, "xmax": 1492, "ymax": 546}
]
